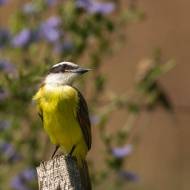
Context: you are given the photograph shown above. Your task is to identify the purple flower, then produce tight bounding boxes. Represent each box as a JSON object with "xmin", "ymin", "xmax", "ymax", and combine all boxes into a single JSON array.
[
  {"xmin": 0, "ymin": 28, "xmax": 10, "ymax": 48},
  {"xmin": 22, "ymin": 169, "xmax": 37, "ymax": 180},
  {"xmin": 45, "ymin": 0, "xmax": 58, "ymax": 6},
  {"xmin": 11, "ymin": 29, "xmax": 39, "ymax": 47},
  {"xmin": 11, "ymin": 176, "xmax": 29, "ymax": 190},
  {"xmin": 39, "ymin": 16, "xmax": 62, "ymax": 43},
  {"xmin": 76, "ymin": 0, "xmax": 91, "ymax": 8},
  {"xmin": 0, "ymin": 59, "xmax": 16, "ymax": 74},
  {"xmin": 76, "ymin": 0, "xmax": 115, "ymax": 14},
  {"xmin": 0, "ymin": 0, "xmax": 7, "ymax": 6},
  {"xmin": 0, "ymin": 142, "xmax": 21, "ymax": 162},
  {"xmin": 112, "ymin": 144, "xmax": 133, "ymax": 158},
  {"xmin": 118, "ymin": 170, "xmax": 139, "ymax": 182},
  {"xmin": 22, "ymin": 0, "xmax": 58, "ymax": 13},
  {"xmin": 12, "ymin": 29, "xmax": 32, "ymax": 48},
  {"xmin": 11, "ymin": 168, "xmax": 37, "ymax": 190},
  {"xmin": 88, "ymin": 2, "xmax": 115, "ymax": 14},
  {"xmin": 0, "ymin": 120, "xmax": 11, "ymax": 131}
]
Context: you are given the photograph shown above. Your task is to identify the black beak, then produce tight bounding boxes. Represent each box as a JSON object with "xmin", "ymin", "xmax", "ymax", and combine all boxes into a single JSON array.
[{"xmin": 72, "ymin": 67, "xmax": 91, "ymax": 74}]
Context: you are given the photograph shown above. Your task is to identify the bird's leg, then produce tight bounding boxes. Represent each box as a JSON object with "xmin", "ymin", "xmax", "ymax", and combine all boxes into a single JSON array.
[
  {"xmin": 51, "ymin": 145, "xmax": 59, "ymax": 159},
  {"xmin": 69, "ymin": 145, "xmax": 76, "ymax": 157}
]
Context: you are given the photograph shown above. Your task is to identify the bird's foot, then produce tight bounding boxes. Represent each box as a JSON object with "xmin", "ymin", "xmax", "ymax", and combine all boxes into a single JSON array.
[
  {"xmin": 51, "ymin": 145, "xmax": 59, "ymax": 159},
  {"xmin": 68, "ymin": 145, "xmax": 76, "ymax": 157}
]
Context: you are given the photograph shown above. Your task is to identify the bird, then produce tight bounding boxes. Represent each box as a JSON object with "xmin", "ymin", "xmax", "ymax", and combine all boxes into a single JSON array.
[{"xmin": 33, "ymin": 61, "xmax": 92, "ymax": 189}]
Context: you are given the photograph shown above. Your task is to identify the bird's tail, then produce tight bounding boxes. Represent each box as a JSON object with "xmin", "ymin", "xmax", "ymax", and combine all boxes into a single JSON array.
[{"xmin": 78, "ymin": 159, "xmax": 91, "ymax": 190}]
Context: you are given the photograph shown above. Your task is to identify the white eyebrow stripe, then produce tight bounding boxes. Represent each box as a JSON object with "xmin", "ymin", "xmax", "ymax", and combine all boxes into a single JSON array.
[{"xmin": 52, "ymin": 61, "xmax": 78, "ymax": 68}]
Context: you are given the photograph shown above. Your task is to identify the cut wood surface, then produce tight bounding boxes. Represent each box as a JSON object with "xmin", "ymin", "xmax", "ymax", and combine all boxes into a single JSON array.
[{"xmin": 36, "ymin": 155, "xmax": 82, "ymax": 190}]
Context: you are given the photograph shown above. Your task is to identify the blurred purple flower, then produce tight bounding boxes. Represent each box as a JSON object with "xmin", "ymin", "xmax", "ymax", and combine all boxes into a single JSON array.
[
  {"xmin": 0, "ymin": 0, "xmax": 7, "ymax": 6},
  {"xmin": 118, "ymin": 170, "xmax": 139, "ymax": 182},
  {"xmin": 11, "ymin": 176, "xmax": 29, "ymax": 190},
  {"xmin": 76, "ymin": 0, "xmax": 115, "ymax": 14},
  {"xmin": 88, "ymin": 2, "xmax": 115, "ymax": 14},
  {"xmin": 0, "ymin": 28, "xmax": 10, "ymax": 48},
  {"xmin": 39, "ymin": 16, "xmax": 62, "ymax": 43},
  {"xmin": 112, "ymin": 144, "xmax": 133, "ymax": 158},
  {"xmin": 11, "ymin": 168, "xmax": 37, "ymax": 190},
  {"xmin": 12, "ymin": 29, "xmax": 32, "ymax": 48},
  {"xmin": 22, "ymin": 0, "xmax": 58, "ymax": 14},
  {"xmin": 0, "ymin": 120, "xmax": 11, "ymax": 131},
  {"xmin": 76, "ymin": 0, "xmax": 91, "ymax": 8},
  {"xmin": 0, "ymin": 142, "xmax": 21, "ymax": 162},
  {"xmin": 12, "ymin": 29, "xmax": 39, "ymax": 48},
  {"xmin": 45, "ymin": 0, "xmax": 58, "ymax": 6},
  {"xmin": 22, "ymin": 169, "xmax": 37, "ymax": 180},
  {"xmin": 0, "ymin": 59, "xmax": 16, "ymax": 74}
]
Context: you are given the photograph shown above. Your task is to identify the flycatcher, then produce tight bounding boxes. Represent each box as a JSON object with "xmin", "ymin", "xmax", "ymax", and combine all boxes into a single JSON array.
[{"xmin": 33, "ymin": 62, "xmax": 92, "ymax": 189}]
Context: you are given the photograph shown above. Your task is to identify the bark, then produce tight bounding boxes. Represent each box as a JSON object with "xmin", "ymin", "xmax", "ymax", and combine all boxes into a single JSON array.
[{"xmin": 36, "ymin": 155, "xmax": 82, "ymax": 190}]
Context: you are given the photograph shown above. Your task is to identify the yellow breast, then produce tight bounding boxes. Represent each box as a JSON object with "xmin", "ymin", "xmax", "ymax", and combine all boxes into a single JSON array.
[{"xmin": 33, "ymin": 85, "xmax": 87, "ymax": 159}]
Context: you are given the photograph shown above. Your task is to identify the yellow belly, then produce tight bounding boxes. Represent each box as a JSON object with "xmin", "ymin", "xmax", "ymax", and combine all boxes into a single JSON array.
[{"xmin": 34, "ymin": 85, "xmax": 88, "ymax": 162}]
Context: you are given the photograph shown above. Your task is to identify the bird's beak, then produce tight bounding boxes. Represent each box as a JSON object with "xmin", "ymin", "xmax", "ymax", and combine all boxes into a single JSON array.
[{"xmin": 71, "ymin": 67, "xmax": 92, "ymax": 74}]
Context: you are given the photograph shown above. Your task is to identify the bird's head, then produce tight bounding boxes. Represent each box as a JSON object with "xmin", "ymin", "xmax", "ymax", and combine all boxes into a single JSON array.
[{"xmin": 45, "ymin": 62, "xmax": 91, "ymax": 86}]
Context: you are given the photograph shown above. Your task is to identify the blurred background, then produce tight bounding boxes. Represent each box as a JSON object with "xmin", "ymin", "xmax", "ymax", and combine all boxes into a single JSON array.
[{"xmin": 0, "ymin": 0, "xmax": 190, "ymax": 190}]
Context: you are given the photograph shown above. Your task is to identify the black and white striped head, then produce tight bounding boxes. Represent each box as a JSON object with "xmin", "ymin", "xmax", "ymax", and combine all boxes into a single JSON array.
[{"xmin": 45, "ymin": 62, "xmax": 90, "ymax": 85}]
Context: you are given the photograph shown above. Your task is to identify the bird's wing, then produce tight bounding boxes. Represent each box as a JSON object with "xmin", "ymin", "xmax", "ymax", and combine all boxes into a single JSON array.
[{"xmin": 75, "ymin": 89, "xmax": 91, "ymax": 150}]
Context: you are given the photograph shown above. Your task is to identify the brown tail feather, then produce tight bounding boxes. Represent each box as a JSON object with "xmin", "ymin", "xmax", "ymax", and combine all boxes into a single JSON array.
[{"xmin": 78, "ymin": 160, "xmax": 91, "ymax": 190}]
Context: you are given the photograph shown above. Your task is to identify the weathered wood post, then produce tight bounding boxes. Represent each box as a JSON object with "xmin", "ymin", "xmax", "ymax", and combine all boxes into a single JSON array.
[{"xmin": 36, "ymin": 155, "xmax": 83, "ymax": 190}]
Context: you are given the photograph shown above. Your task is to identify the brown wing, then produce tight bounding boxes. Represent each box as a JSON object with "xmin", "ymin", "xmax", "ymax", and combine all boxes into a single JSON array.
[{"xmin": 75, "ymin": 89, "xmax": 91, "ymax": 150}]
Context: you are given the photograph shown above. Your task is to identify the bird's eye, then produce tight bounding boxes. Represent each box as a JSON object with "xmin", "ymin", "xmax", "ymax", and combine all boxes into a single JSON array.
[
  {"xmin": 61, "ymin": 65, "xmax": 66, "ymax": 72},
  {"xmin": 49, "ymin": 64, "xmax": 78, "ymax": 73},
  {"xmin": 49, "ymin": 66, "xmax": 61, "ymax": 73},
  {"xmin": 62, "ymin": 65, "xmax": 78, "ymax": 72}
]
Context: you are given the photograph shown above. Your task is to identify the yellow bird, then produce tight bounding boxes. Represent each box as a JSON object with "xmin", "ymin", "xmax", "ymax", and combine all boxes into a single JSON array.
[{"xmin": 33, "ymin": 62, "xmax": 91, "ymax": 189}]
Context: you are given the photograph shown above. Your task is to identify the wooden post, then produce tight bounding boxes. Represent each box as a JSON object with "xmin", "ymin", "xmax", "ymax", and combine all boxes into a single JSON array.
[{"xmin": 36, "ymin": 155, "xmax": 82, "ymax": 190}]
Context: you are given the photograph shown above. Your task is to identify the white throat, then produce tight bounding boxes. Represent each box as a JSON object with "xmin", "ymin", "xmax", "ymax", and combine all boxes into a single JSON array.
[{"xmin": 44, "ymin": 73, "xmax": 78, "ymax": 87}]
